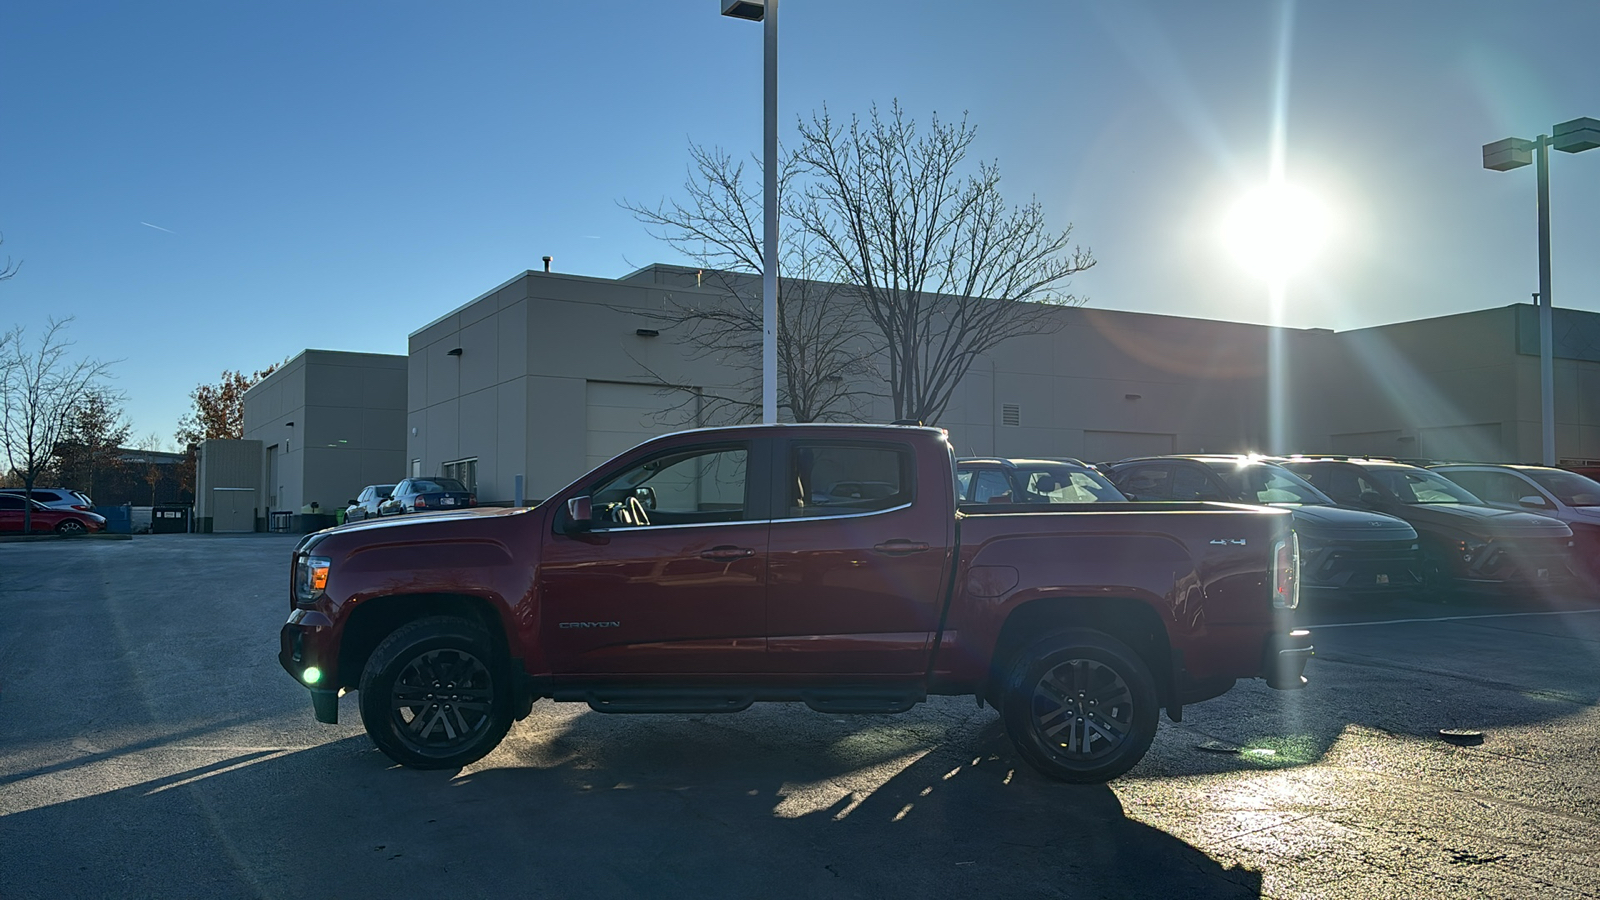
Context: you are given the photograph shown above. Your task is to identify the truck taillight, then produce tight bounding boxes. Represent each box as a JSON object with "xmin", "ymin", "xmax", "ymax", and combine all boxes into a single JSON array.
[
  {"xmin": 1272, "ymin": 535, "xmax": 1300, "ymax": 609},
  {"xmin": 468, "ymin": 494, "xmax": 477, "ymax": 507}
]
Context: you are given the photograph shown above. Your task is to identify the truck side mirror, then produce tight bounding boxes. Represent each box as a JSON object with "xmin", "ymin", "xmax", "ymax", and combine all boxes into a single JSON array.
[
  {"xmin": 1357, "ymin": 490, "xmax": 1383, "ymax": 508},
  {"xmin": 1518, "ymin": 495, "xmax": 1550, "ymax": 509},
  {"xmin": 566, "ymin": 496, "xmax": 594, "ymax": 531}
]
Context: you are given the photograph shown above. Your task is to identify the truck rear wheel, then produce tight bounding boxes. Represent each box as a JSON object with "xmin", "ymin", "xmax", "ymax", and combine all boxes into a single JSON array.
[
  {"xmin": 358, "ymin": 616, "xmax": 513, "ymax": 769},
  {"xmin": 1000, "ymin": 629, "xmax": 1159, "ymax": 783}
]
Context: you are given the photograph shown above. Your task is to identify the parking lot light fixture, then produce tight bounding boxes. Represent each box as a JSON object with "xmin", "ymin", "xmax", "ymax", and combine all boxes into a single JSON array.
[
  {"xmin": 1482, "ymin": 117, "xmax": 1598, "ymax": 466},
  {"xmin": 720, "ymin": 0, "xmax": 778, "ymax": 424}
]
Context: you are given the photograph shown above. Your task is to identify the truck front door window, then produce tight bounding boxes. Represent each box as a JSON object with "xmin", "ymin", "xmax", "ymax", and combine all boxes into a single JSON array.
[{"xmin": 591, "ymin": 446, "xmax": 749, "ymax": 528}]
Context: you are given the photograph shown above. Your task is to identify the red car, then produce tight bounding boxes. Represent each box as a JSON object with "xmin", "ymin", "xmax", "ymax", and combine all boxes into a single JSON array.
[{"xmin": 0, "ymin": 493, "xmax": 107, "ymax": 535}]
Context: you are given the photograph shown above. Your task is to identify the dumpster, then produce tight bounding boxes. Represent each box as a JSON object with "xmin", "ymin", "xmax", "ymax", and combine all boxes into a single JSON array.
[
  {"xmin": 152, "ymin": 505, "xmax": 191, "ymax": 534},
  {"xmin": 95, "ymin": 505, "xmax": 133, "ymax": 535}
]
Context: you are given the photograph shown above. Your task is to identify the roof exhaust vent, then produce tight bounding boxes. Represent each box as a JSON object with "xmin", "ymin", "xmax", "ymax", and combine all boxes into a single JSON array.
[{"xmin": 542, "ymin": 256, "xmax": 552, "ymax": 273}]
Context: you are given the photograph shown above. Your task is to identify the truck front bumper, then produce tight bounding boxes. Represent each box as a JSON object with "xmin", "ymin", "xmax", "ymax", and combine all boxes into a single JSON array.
[
  {"xmin": 279, "ymin": 609, "xmax": 341, "ymax": 724},
  {"xmin": 1262, "ymin": 628, "xmax": 1314, "ymax": 690}
]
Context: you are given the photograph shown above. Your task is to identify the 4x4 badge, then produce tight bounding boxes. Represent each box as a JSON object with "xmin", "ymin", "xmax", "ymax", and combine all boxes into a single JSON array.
[{"xmin": 1208, "ymin": 538, "xmax": 1247, "ymax": 546}]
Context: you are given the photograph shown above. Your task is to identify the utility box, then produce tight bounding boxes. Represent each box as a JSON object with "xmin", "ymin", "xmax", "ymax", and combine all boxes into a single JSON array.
[{"xmin": 152, "ymin": 505, "xmax": 191, "ymax": 534}]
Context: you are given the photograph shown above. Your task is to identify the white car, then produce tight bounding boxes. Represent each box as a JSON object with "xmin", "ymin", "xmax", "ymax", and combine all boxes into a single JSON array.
[
  {"xmin": 1430, "ymin": 463, "xmax": 1600, "ymax": 581},
  {"xmin": 0, "ymin": 488, "xmax": 96, "ymax": 512}
]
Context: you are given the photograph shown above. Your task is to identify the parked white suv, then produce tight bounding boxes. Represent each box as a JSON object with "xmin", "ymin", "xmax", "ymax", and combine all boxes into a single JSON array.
[{"xmin": 0, "ymin": 488, "xmax": 95, "ymax": 512}]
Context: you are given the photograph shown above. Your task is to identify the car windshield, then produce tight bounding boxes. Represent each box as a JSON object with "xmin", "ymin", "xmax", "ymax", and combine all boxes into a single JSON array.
[
  {"xmin": 1013, "ymin": 466, "xmax": 1126, "ymax": 503},
  {"xmin": 1525, "ymin": 469, "xmax": 1600, "ymax": 507},
  {"xmin": 1369, "ymin": 468, "xmax": 1481, "ymax": 504},
  {"xmin": 409, "ymin": 479, "xmax": 467, "ymax": 493},
  {"xmin": 1210, "ymin": 462, "xmax": 1332, "ymax": 506}
]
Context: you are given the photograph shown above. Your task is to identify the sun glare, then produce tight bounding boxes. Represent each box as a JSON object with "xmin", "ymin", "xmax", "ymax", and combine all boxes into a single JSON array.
[{"xmin": 1222, "ymin": 183, "xmax": 1331, "ymax": 282}]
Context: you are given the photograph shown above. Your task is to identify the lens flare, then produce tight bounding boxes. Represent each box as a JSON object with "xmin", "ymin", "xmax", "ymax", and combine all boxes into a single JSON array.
[{"xmin": 1222, "ymin": 183, "xmax": 1331, "ymax": 281}]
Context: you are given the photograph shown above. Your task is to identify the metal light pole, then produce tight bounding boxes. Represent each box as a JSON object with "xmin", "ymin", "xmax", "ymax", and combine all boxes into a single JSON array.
[
  {"xmin": 1483, "ymin": 117, "xmax": 1600, "ymax": 466},
  {"xmin": 721, "ymin": 0, "xmax": 780, "ymax": 424}
]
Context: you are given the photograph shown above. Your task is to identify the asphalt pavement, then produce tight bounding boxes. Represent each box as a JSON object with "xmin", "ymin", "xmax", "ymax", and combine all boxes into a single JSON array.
[{"xmin": 2, "ymin": 535, "xmax": 1598, "ymax": 899}]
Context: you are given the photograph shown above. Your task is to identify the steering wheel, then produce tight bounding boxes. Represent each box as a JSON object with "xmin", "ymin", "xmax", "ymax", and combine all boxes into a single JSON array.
[{"xmin": 623, "ymin": 494, "xmax": 650, "ymax": 526}]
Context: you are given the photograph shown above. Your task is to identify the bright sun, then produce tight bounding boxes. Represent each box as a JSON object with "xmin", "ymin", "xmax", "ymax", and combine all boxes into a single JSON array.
[{"xmin": 1222, "ymin": 183, "xmax": 1332, "ymax": 282}]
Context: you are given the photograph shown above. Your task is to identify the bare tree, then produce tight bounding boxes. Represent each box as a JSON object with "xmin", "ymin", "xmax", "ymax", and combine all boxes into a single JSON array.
[
  {"xmin": 621, "ymin": 145, "xmax": 877, "ymax": 424},
  {"xmin": 794, "ymin": 101, "xmax": 1096, "ymax": 424},
  {"xmin": 0, "ymin": 232, "xmax": 19, "ymax": 283},
  {"xmin": 0, "ymin": 319, "xmax": 116, "ymax": 533}
]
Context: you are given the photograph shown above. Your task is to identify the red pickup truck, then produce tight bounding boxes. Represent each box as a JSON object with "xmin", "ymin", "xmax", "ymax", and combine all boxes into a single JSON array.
[{"xmin": 280, "ymin": 424, "xmax": 1311, "ymax": 783}]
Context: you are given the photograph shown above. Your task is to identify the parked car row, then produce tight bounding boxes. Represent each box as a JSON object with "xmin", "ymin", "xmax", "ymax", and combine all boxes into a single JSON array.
[
  {"xmin": 956, "ymin": 453, "xmax": 1600, "ymax": 602},
  {"xmin": 0, "ymin": 491, "xmax": 107, "ymax": 536},
  {"xmin": 343, "ymin": 478, "xmax": 476, "ymax": 522}
]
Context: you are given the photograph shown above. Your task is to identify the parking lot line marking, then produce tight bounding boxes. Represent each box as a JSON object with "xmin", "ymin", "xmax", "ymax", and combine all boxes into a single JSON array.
[{"xmin": 1313, "ymin": 608, "xmax": 1600, "ymax": 629}]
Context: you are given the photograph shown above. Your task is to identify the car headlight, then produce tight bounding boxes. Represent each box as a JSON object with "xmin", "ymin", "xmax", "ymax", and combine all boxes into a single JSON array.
[
  {"xmin": 295, "ymin": 555, "xmax": 331, "ymax": 606},
  {"xmin": 1457, "ymin": 538, "xmax": 1488, "ymax": 563}
]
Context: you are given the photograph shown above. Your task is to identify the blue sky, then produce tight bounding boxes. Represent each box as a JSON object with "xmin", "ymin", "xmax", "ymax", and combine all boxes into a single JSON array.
[{"xmin": 4, "ymin": 1, "xmax": 1598, "ymax": 443}]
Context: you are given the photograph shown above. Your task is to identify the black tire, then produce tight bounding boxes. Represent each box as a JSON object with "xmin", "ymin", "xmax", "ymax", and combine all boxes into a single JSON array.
[
  {"xmin": 1000, "ymin": 629, "xmax": 1160, "ymax": 784},
  {"xmin": 358, "ymin": 616, "xmax": 513, "ymax": 769},
  {"xmin": 55, "ymin": 519, "xmax": 87, "ymax": 537}
]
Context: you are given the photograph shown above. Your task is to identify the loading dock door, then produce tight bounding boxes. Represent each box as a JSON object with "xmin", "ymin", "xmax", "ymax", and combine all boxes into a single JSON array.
[
  {"xmin": 212, "ymin": 488, "xmax": 256, "ymax": 533},
  {"xmin": 585, "ymin": 382, "xmax": 689, "ymax": 471}
]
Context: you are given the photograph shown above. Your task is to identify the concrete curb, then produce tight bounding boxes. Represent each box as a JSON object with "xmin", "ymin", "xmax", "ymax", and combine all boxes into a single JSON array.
[{"xmin": 0, "ymin": 532, "xmax": 134, "ymax": 543}]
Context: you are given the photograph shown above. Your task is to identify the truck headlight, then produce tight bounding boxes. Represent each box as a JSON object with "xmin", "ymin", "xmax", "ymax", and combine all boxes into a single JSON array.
[{"xmin": 296, "ymin": 555, "xmax": 331, "ymax": 606}]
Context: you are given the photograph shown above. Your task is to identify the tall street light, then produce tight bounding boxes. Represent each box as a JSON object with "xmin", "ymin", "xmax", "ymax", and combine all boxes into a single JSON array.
[
  {"xmin": 721, "ymin": 0, "xmax": 779, "ymax": 424},
  {"xmin": 1483, "ymin": 116, "xmax": 1600, "ymax": 466}
]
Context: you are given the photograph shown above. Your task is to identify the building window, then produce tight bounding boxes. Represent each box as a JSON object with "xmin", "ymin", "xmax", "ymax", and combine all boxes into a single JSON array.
[
  {"xmin": 442, "ymin": 457, "xmax": 478, "ymax": 494},
  {"xmin": 411, "ymin": 458, "xmax": 422, "ymax": 478}
]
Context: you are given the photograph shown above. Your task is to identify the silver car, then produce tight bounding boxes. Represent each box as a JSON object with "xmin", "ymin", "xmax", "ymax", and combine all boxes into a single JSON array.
[
  {"xmin": 0, "ymin": 487, "xmax": 96, "ymax": 512},
  {"xmin": 344, "ymin": 484, "xmax": 397, "ymax": 522}
]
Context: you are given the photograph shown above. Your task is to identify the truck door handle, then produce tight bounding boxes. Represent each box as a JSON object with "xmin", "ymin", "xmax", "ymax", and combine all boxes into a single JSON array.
[
  {"xmin": 872, "ymin": 540, "xmax": 930, "ymax": 556},
  {"xmin": 700, "ymin": 545, "xmax": 755, "ymax": 560}
]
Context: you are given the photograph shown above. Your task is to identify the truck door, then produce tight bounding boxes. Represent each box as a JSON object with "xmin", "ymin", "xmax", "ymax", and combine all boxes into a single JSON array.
[
  {"xmin": 765, "ymin": 437, "xmax": 953, "ymax": 675},
  {"xmin": 539, "ymin": 439, "xmax": 770, "ymax": 675}
]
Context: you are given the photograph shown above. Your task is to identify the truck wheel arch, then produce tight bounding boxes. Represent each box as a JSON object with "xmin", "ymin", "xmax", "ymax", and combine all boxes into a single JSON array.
[
  {"xmin": 339, "ymin": 593, "xmax": 514, "ymax": 692},
  {"xmin": 985, "ymin": 597, "xmax": 1174, "ymax": 711}
]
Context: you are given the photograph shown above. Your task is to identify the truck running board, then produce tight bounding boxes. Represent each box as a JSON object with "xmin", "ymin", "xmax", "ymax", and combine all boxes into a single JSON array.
[
  {"xmin": 802, "ymin": 689, "xmax": 924, "ymax": 714},
  {"xmin": 581, "ymin": 689, "xmax": 755, "ymax": 714}
]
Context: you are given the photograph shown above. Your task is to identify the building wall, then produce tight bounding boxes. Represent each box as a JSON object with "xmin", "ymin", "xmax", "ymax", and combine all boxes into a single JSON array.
[
  {"xmin": 407, "ymin": 270, "xmax": 745, "ymax": 504},
  {"xmin": 193, "ymin": 438, "xmax": 263, "ymax": 532},
  {"xmin": 392, "ymin": 266, "xmax": 1600, "ymax": 508},
  {"xmin": 244, "ymin": 349, "xmax": 407, "ymax": 522}
]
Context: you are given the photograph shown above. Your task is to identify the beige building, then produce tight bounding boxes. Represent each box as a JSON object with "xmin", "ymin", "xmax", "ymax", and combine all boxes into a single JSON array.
[
  {"xmin": 241, "ymin": 350, "xmax": 408, "ymax": 527},
  {"xmin": 400, "ymin": 264, "xmax": 1600, "ymax": 507}
]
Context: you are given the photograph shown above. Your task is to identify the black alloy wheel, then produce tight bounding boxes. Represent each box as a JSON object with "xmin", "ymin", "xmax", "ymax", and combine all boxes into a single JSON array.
[
  {"xmin": 1001, "ymin": 629, "xmax": 1159, "ymax": 783},
  {"xmin": 55, "ymin": 519, "xmax": 87, "ymax": 537},
  {"xmin": 359, "ymin": 616, "xmax": 513, "ymax": 769}
]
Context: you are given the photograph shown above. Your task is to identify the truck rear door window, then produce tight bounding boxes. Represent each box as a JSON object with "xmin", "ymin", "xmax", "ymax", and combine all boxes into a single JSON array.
[{"xmin": 789, "ymin": 443, "xmax": 913, "ymax": 517}]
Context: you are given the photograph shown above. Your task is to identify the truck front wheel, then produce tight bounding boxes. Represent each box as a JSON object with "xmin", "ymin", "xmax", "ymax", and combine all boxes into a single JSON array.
[
  {"xmin": 1000, "ymin": 629, "xmax": 1159, "ymax": 783},
  {"xmin": 358, "ymin": 616, "xmax": 513, "ymax": 769}
]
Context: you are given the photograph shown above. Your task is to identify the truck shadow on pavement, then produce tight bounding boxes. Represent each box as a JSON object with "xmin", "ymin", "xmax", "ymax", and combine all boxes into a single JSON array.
[{"xmin": 0, "ymin": 715, "xmax": 1263, "ymax": 900}]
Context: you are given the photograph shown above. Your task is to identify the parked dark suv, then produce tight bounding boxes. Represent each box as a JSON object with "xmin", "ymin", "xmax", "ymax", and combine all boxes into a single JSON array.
[
  {"xmin": 956, "ymin": 457, "xmax": 1127, "ymax": 504},
  {"xmin": 1280, "ymin": 457, "xmax": 1575, "ymax": 598},
  {"xmin": 1102, "ymin": 456, "xmax": 1422, "ymax": 598}
]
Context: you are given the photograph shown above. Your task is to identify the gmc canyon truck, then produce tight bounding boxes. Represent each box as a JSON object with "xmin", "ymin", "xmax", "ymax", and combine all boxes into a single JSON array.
[{"xmin": 280, "ymin": 424, "xmax": 1311, "ymax": 783}]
